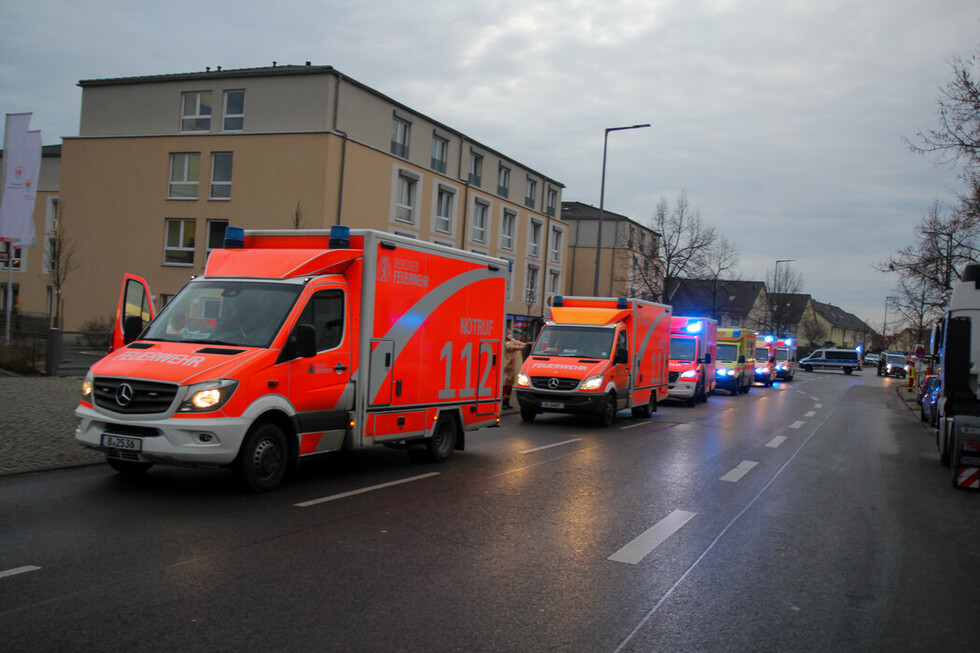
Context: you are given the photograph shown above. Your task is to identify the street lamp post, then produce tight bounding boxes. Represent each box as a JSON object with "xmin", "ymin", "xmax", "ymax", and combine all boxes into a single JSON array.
[
  {"xmin": 883, "ymin": 295, "xmax": 899, "ymax": 349},
  {"xmin": 593, "ymin": 123, "xmax": 650, "ymax": 297},
  {"xmin": 772, "ymin": 259, "xmax": 794, "ymax": 337}
]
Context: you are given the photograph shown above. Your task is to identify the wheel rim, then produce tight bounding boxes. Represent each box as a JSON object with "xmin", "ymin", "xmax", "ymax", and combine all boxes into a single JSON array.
[{"xmin": 251, "ymin": 436, "xmax": 283, "ymax": 482}]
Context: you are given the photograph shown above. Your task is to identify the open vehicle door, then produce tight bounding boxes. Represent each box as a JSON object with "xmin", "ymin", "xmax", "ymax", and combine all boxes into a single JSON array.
[{"xmin": 110, "ymin": 274, "xmax": 155, "ymax": 353}]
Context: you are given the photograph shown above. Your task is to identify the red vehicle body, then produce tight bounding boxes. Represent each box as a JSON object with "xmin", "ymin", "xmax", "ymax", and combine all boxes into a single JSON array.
[
  {"xmin": 76, "ymin": 226, "xmax": 507, "ymax": 491},
  {"xmin": 515, "ymin": 296, "xmax": 671, "ymax": 426},
  {"xmin": 754, "ymin": 337, "xmax": 777, "ymax": 386},
  {"xmin": 668, "ymin": 316, "xmax": 718, "ymax": 406}
]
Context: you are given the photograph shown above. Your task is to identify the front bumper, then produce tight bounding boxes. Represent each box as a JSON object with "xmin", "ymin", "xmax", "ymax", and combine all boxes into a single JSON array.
[
  {"xmin": 515, "ymin": 389, "xmax": 607, "ymax": 415},
  {"xmin": 75, "ymin": 403, "xmax": 252, "ymax": 467},
  {"xmin": 667, "ymin": 381, "xmax": 696, "ymax": 399}
]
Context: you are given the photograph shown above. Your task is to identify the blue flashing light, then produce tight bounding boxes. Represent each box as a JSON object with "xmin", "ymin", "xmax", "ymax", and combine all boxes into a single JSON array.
[
  {"xmin": 785, "ymin": 338, "xmax": 794, "ymax": 346},
  {"xmin": 684, "ymin": 319, "xmax": 703, "ymax": 334},
  {"xmin": 553, "ymin": 296, "xmax": 564, "ymax": 307},
  {"xmin": 764, "ymin": 335, "xmax": 775, "ymax": 343},
  {"xmin": 732, "ymin": 330, "xmax": 741, "ymax": 338},
  {"xmin": 223, "ymin": 226, "xmax": 245, "ymax": 249},
  {"xmin": 328, "ymin": 225, "xmax": 351, "ymax": 249},
  {"xmin": 617, "ymin": 297, "xmax": 628, "ymax": 309}
]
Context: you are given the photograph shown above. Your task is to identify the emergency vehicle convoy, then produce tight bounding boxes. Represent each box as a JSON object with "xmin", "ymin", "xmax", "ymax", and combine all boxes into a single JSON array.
[
  {"xmin": 714, "ymin": 328, "xmax": 756, "ymax": 395},
  {"xmin": 775, "ymin": 338, "xmax": 797, "ymax": 381},
  {"xmin": 76, "ymin": 226, "xmax": 508, "ymax": 491},
  {"xmin": 668, "ymin": 316, "xmax": 718, "ymax": 406},
  {"xmin": 515, "ymin": 296, "xmax": 671, "ymax": 426},
  {"xmin": 753, "ymin": 336, "xmax": 777, "ymax": 386},
  {"xmin": 931, "ymin": 263, "xmax": 980, "ymax": 488}
]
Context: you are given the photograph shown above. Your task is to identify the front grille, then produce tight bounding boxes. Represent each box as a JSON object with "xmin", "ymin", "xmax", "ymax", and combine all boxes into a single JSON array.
[
  {"xmin": 668, "ymin": 371, "xmax": 679, "ymax": 382},
  {"xmin": 100, "ymin": 422, "xmax": 162, "ymax": 437},
  {"xmin": 529, "ymin": 376, "xmax": 580, "ymax": 391},
  {"xmin": 93, "ymin": 377, "xmax": 179, "ymax": 414}
]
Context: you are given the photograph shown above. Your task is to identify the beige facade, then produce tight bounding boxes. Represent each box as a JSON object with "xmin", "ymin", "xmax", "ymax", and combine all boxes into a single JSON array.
[{"xmin": 24, "ymin": 64, "xmax": 565, "ymax": 330}]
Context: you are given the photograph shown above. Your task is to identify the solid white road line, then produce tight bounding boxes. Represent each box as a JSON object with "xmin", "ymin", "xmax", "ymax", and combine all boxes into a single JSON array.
[
  {"xmin": 295, "ymin": 472, "xmax": 441, "ymax": 507},
  {"xmin": 720, "ymin": 460, "xmax": 758, "ymax": 482},
  {"xmin": 0, "ymin": 566, "xmax": 40, "ymax": 579},
  {"xmin": 520, "ymin": 438, "xmax": 582, "ymax": 454},
  {"xmin": 608, "ymin": 509, "xmax": 697, "ymax": 565},
  {"xmin": 766, "ymin": 436, "xmax": 788, "ymax": 448},
  {"xmin": 789, "ymin": 420, "xmax": 806, "ymax": 429}
]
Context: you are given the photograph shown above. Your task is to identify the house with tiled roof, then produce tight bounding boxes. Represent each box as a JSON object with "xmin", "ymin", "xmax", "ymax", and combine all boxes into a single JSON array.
[
  {"xmin": 811, "ymin": 301, "xmax": 876, "ymax": 350},
  {"xmin": 667, "ymin": 278, "xmax": 770, "ymax": 330}
]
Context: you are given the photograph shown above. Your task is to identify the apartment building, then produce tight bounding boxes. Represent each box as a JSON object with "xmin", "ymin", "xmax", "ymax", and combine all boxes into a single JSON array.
[
  {"xmin": 560, "ymin": 201, "xmax": 662, "ymax": 300},
  {"xmin": 38, "ymin": 63, "xmax": 564, "ymax": 331}
]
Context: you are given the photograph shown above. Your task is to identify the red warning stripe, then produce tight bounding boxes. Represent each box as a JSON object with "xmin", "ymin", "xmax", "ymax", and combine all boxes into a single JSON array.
[{"xmin": 956, "ymin": 466, "xmax": 980, "ymax": 488}]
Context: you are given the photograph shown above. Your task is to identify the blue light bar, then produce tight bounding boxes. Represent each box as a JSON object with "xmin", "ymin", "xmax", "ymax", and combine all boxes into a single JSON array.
[
  {"xmin": 553, "ymin": 296, "xmax": 564, "ymax": 307},
  {"xmin": 764, "ymin": 335, "xmax": 775, "ymax": 343},
  {"xmin": 223, "ymin": 226, "xmax": 245, "ymax": 249},
  {"xmin": 617, "ymin": 297, "xmax": 628, "ymax": 309},
  {"xmin": 684, "ymin": 320, "xmax": 703, "ymax": 334}
]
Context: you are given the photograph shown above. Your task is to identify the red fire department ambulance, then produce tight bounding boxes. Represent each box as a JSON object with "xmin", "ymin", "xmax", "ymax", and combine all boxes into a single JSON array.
[
  {"xmin": 754, "ymin": 336, "xmax": 777, "ymax": 386},
  {"xmin": 514, "ymin": 296, "xmax": 670, "ymax": 426},
  {"xmin": 668, "ymin": 316, "xmax": 718, "ymax": 406},
  {"xmin": 76, "ymin": 226, "xmax": 507, "ymax": 491}
]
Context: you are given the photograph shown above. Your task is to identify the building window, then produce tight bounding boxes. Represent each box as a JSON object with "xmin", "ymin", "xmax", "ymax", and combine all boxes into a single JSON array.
[
  {"xmin": 181, "ymin": 91, "xmax": 212, "ymax": 131},
  {"xmin": 434, "ymin": 184, "xmax": 456, "ymax": 234},
  {"xmin": 524, "ymin": 263, "xmax": 540, "ymax": 304},
  {"xmin": 497, "ymin": 165, "xmax": 510, "ymax": 197},
  {"xmin": 472, "ymin": 199, "xmax": 490, "ymax": 244},
  {"xmin": 223, "ymin": 90, "xmax": 245, "ymax": 131},
  {"xmin": 431, "ymin": 134, "xmax": 448, "ymax": 174},
  {"xmin": 394, "ymin": 170, "xmax": 419, "ymax": 225},
  {"xmin": 501, "ymin": 209, "xmax": 517, "ymax": 251},
  {"xmin": 169, "ymin": 153, "xmax": 200, "ymax": 199},
  {"xmin": 525, "ymin": 177, "xmax": 537, "ymax": 209},
  {"xmin": 548, "ymin": 268, "xmax": 562, "ymax": 298},
  {"xmin": 206, "ymin": 219, "xmax": 230, "ymax": 259},
  {"xmin": 528, "ymin": 219, "xmax": 542, "ymax": 258},
  {"xmin": 1, "ymin": 241, "xmax": 22, "ymax": 272},
  {"xmin": 547, "ymin": 187, "xmax": 558, "ymax": 217},
  {"xmin": 391, "ymin": 116, "xmax": 411, "ymax": 158},
  {"xmin": 165, "ymin": 218, "xmax": 196, "ymax": 265},
  {"xmin": 210, "ymin": 153, "xmax": 233, "ymax": 199},
  {"xmin": 549, "ymin": 225, "xmax": 563, "ymax": 264},
  {"xmin": 468, "ymin": 151, "xmax": 483, "ymax": 186}
]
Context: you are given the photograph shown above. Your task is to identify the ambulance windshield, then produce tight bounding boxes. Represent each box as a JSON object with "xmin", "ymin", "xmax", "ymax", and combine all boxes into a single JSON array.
[
  {"xmin": 716, "ymin": 343, "xmax": 738, "ymax": 362},
  {"xmin": 669, "ymin": 336, "xmax": 696, "ymax": 361},
  {"xmin": 532, "ymin": 325, "xmax": 613, "ymax": 359},
  {"xmin": 143, "ymin": 280, "xmax": 303, "ymax": 348}
]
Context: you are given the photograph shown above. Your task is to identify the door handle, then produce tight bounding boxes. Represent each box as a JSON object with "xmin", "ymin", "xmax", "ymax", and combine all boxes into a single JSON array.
[{"xmin": 333, "ymin": 363, "xmax": 349, "ymax": 373}]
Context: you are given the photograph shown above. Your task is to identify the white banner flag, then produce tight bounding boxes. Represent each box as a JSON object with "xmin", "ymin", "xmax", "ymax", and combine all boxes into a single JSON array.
[{"xmin": 0, "ymin": 113, "xmax": 41, "ymax": 247}]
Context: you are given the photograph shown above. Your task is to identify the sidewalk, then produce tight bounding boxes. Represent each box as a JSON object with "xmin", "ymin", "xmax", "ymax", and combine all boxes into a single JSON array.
[{"xmin": 0, "ymin": 374, "xmax": 104, "ymax": 476}]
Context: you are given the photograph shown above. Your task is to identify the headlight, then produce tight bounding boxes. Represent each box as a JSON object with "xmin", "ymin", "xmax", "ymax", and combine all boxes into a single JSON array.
[
  {"xmin": 755, "ymin": 367, "xmax": 768, "ymax": 374},
  {"xmin": 680, "ymin": 369, "xmax": 698, "ymax": 379},
  {"xmin": 581, "ymin": 374, "xmax": 604, "ymax": 391},
  {"xmin": 81, "ymin": 371, "xmax": 93, "ymax": 400},
  {"xmin": 516, "ymin": 371, "xmax": 530, "ymax": 388},
  {"xmin": 179, "ymin": 379, "xmax": 238, "ymax": 412}
]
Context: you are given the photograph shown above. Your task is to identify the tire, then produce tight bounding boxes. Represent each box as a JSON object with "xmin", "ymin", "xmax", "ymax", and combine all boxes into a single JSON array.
[
  {"xmin": 939, "ymin": 422, "xmax": 951, "ymax": 467},
  {"xmin": 424, "ymin": 413, "xmax": 458, "ymax": 462},
  {"xmin": 843, "ymin": 367, "xmax": 853, "ymax": 375},
  {"xmin": 106, "ymin": 457, "xmax": 152, "ymax": 476},
  {"xmin": 596, "ymin": 394, "xmax": 616, "ymax": 427},
  {"xmin": 234, "ymin": 422, "xmax": 289, "ymax": 492},
  {"xmin": 520, "ymin": 406, "xmax": 537, "ymax": 422},
  {"xmin": 804, "ymin": 365, "xmax": 813, "ymax": 373},
  {"xmin": 631, "ymin": 396, "xmax": 655, "ymax": 418},
  {"xmin": 950, "ymin": 431, "xmax": 960, "ymax": 488},
  {"xmin": 920, "ymin": 406, "xmax": 927, "ymax": 422}
]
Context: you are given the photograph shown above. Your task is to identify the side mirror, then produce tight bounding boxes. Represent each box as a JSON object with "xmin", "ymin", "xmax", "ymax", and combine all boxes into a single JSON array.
[
  {"xmin": 703, "ymin": 353, "xmax": 712, "ymax": 364},
  {"xmin": 294, "ymin": 324, "xmax": 317, "ymax": 358},
  {"xmin": 123, "ymin": 315, "xmax": 144, "ymax": 345},
  {"xmin": 738, "ymin": 355, "xmax": 746, "ymax": 364}
]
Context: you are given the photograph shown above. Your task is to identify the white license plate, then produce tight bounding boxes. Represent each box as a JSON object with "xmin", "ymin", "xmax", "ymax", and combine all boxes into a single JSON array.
[
  {"xmin": 101, "ymin": 434, "xmax": 142, "ymax": 452},
  {"xmin": 541, "ymin": 401, "xmax": 564, "ymax": 409},
  {"xmin": 960, "ymin": 455, "xmax": 980, "ymax": 466}
]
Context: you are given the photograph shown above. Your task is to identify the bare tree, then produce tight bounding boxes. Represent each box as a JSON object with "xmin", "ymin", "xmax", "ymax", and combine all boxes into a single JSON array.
[
  {"xmin": 798, "ymin": 313, "xmax": 828, "ymax": 351},
  {"xmin": 876, "ymin": 200, "xmax": 980, "ymax": 326},
  {"xmin": 653, "ymin": 192, "xmax": 716, "ymax": 301},
  {"xmin": 765, "ymin": 262, "xmax": 804, "ymax": 337},
  {"xmin": 41, "ymin": 201, "xmax": 79, "ymax": 328},
  {"xmin": 697, "ymin": 235, "xmax": 741, "ymax": 321}
]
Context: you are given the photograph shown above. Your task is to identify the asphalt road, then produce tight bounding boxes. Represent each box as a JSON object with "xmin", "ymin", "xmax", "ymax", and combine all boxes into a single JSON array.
[{"xmin": 1, "ymin": 371, "xmax": 978, "ymax": 651}]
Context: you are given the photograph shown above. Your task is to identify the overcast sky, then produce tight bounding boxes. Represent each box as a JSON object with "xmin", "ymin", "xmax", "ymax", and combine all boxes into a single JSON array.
[{"xmin": 3, "ymin": 0, "xmax": 978, "ymax": 331}]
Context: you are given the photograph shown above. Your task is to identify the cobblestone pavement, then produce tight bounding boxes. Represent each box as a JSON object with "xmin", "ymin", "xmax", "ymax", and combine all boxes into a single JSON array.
[{"xmin": 0, "ymin": 374, "xmax": 104, "ymax": 476}]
